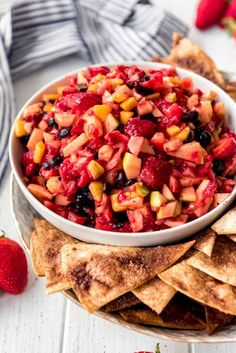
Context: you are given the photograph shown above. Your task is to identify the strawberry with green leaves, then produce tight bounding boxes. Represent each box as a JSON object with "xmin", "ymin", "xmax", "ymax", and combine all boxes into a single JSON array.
[{"xmin": 195, "ymin": 0, "xmax": 229, "ymax": 29}]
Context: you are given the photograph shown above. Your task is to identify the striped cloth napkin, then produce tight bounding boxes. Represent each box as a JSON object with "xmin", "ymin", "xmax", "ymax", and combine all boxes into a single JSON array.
[{"xmin": 0, "ymin": 0, "xmax": 188, "ymax": 183}]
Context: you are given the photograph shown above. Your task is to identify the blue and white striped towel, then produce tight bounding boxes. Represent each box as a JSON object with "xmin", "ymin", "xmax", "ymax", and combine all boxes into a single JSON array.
[{"xmin": 0, "ymin": 0, "xmax": 188, "ymax": 183}]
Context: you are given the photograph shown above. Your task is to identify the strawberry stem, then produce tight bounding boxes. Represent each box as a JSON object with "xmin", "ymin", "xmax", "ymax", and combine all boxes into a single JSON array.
[{"xmin": 0, "ymin": 230, "xmax": 5, "ymax": 238}]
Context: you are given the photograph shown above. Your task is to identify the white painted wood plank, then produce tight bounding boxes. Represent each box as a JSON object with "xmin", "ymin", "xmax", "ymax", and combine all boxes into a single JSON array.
[
  {"xmin": 62, "ymin": 300, "xmax": 188, "ymax": 353},
  {"xmin": 193, "ymin": 343, "xmax": 236, "ymax": 353}
]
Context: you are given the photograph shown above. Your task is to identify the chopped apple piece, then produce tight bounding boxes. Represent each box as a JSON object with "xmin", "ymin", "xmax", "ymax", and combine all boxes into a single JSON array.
[
  {"xmin": 112, "ymin": 84, "xmax": 132, "ymax": 103},
  {"xmin": 137, "ymin": 98, "xmax": 153, "ymax": 115},
  {"xmin": 89, "ymin": 181, "xmax": 104, "ymax": 202},
  {"xmin": 162, "ymin": 184, "xmax": 175, "ymax": 201},
  {"xmin": 157, "ymin": 201, "xmax": 178, "ymax": 220},
  {"xmin": 110, "ymin": 194, "xmax": 127, "ymax": 212},
  {"xmin": 164, "ymin": 214, "xmax": 188, "ymax": 228},
  {"xmin": 166, "ymin": 141, "xmax": 204, "ymax": 164},
  {"xmin": 151, "ymin": 132, "xmax": 166, "ymax": 149},
  {"xmin": 88, "ymin": 160, "xmax": 105, "ymax": 180},
  {"xmin": 140, "ymin": 139, "xmax": 155, "ymax": 155},
  {"xmin": 46, "ymin": 177, "xmax": 64, "ymax": 194},
  {"xmin": 128, "ymin": 136, "xmax": 144, "ymax": 156},
  {"xmin": 123, "ymin": 152, "xmax": 141, "ymax": 179},
  {"xmin": 198, "ymin": 100, "xmax": 213, "ymax": 123},
  {"xmin": 55, "ymin": 194, "xmax": 72, "ymax": 206},
  {"xmin": 84, "ymin": 115, "xmax": 103, "ymax": 138},
  {"xmin": 165, "ymin": 92, "xmax": 177, "ymax": 103},
  {"xmin": 163, "ymin": 139, "xmax": 183, "ymax": 152},
  {"xmin": 27, "ymin": 128, "xmax": 43, "ymax": 151},
  {"xmin": 127, "ymin": 210, "xmax": 144, "ymax": 232},
  {"xmin": 63, "ymin": 133, "xmax": 88, "ymax": 157},
  {"xmin": 150, "ymin": 191, "xmax": 167, "ymax": 211},
  {"xmin": 213, "ymin": 193, "xmax": 230, "ymax": 207},
  {"xmin": 179, "ymin": 176, "xmax": 202, "ymax": 187},
  {"xmin": 98, "ymin": 144, "xmax": 114, "ymax": 162},
  {"xmin": 196, "ymin": 179, "xmax": 211, "ymax": 200},
  {"xmin": 27, "ymin": 184, "xmax": 53, "ymax": 202},
  {"xmin": 180, "ymin": 186, "xmax": 197, "ymax": 202},
  {"xmin": 54, "ymin": 113, "xmax": 75, "ymax": 127},
  {"xmin": 23, "ymin": 103, "xmax": 42, "ymax": 118},
  {"xmin": 133, "ymin": 182, "xmax": 150, "ymax": 198},
  {"xmin": 104, "ymin": 113, "xmax": 119, "ymax": 133}
]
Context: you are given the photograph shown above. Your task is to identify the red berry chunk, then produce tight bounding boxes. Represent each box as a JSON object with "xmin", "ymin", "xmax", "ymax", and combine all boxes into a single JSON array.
[
  {"xmin": 124, "ymin": 118, "xmax": 156, "ymax": 139},
  {"xmin": 139, "ymin": 156, "xmax": 172, "ymax": 190}
]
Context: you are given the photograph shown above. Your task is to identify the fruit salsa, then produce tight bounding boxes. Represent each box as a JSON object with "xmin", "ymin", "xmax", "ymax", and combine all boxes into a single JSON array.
[{"xmin": 15, "ymin": 65, "xmax": 236, "ymax": 233}]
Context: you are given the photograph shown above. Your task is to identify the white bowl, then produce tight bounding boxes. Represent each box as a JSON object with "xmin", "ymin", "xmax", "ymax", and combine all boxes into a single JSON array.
[{"xmin": 9, "ymin": 62, "xmax": 236, "ymax": 246}]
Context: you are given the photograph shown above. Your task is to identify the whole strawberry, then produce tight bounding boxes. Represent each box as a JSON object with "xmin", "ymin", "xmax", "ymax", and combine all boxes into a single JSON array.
[
  {"xmin": 0, "ymin": 235, "xmax": 28, "ymax": 294},
  {"xmin": 195, "ymin": 0, "xmax": 229, "ymax": 29}
]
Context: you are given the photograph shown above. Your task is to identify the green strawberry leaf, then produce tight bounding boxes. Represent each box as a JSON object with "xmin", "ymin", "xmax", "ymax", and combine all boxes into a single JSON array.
[{"xmin": 155, "ymin": 344, "xmax": 161, "ymax": 353}]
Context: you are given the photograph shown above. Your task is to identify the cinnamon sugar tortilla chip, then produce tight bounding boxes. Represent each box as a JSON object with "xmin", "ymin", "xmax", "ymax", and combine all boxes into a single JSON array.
[
  {"xmin": 105, "ymin": 292, "xmax": 140, "ymax": 312},
  {"xmin": 30, "ymin": 230, "xmax": 45, "ymax": 276},
  {"xmin": 61, "ymin": 241, "xmax": 194, "ymax": 313},
  {"xmin": 132, "ymin": 277, "xmax": 176, "ymax": 314},
  {"xmin": 120, "ymin": 298, "xmax": 206, "ymax": 330},
  {"xmin": 32, "ymin": 219, "xmax": 78, "ymax": 294},
  {"xmin": 193, "ymin": 228, "xmax": 217, "ymax": 257},
  {"xmin": 186, "ymin": 236, "xmax": 236, "ymax": 286},
  {"xmin": 153, "ymin": 33, "xmax": 225, "ymax": 88},
  {"xmin": 204, "ymin": 306, "xmax": 234, "ymax": 335},
  {"xmin": 159, "ymin": 262, "xmax": 236, "ymax": 315},
  {"xmin": 211, "ymin": 207, "xmax": 236, "ymax": 235}
]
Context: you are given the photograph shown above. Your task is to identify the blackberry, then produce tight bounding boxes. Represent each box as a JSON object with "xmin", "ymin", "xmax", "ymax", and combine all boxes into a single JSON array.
[
  {"xmin": 125, "ymin": 179, "xmax": 136, "ymax": 186},
  {"xmin": 213, "ymin": 160, "xmax": 224, "ymax": 176},
  {"xmin": 59, "ymin": 127, "xmax": 71, "ymax": 139},
  {"xmin": 112, "ymin": 222, "xmax": 124, "ymax": 229},
  {"xmin": 48, "ymin": 118, "xmax": 58, "ymax": 128},
  {"xmin": 20, "ymin": 135, "xmax": 30, "ymax": 144},
  {"xmin": 195, "ymin": 130, "xmax": 212, "ymax": 148}
]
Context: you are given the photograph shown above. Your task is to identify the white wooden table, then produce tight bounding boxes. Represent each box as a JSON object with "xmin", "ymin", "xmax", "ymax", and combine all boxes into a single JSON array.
[{"xmin": 1, "ymin": 1, "xmax": 236, "ymax": 352}]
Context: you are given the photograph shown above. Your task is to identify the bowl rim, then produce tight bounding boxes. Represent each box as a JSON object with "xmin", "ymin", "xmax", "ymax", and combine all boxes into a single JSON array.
[{"xmin": 9, "ymin": 61, "xmax": 236, "ymax": 239}]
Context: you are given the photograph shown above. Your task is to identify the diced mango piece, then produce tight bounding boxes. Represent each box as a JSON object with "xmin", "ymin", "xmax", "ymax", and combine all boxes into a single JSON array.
[
  {"xmin": 176, "ymin": 126, "xmax": 190, "ymax": 141},
  {"xmin": 120, "ymin": 97, "xmax": 137, "ymax": 111},
  {"xmin": 187, "ymin": 94, "xmax": 199, "ymax": 109},
  {"xmin": 33, "ymin": 141, "xmax": 45, "ymax": 163},
  {"xmin": 23, "ymin": 103, "xmax": 42, "ymax": 118},
  {"xmin": 15, "ymin": 120, "xmax": 26, "ymax": 137},
  {"xmin": 46, "ymin": 176, "xmax": 64, "ymax": 194},
  {"xmin": 42, "ymin": 93, "xmax": 60, "ymax": 102},
  {"xmin": 214, "ymin": 102, "xmax": 225, "ymax": 117},
  {"xmin": 77, "ymin": 71, "xmax": 88, "ymax": 84},
  {"xmin": 43, "ymin": 103, "xmax": 54, "ymax": 112},
  {"xmin": 165, "ymin": 92, "xmax": 177, "ymax": 103},
  {"xmin": 54, "ymin": 113, "xmax": 75, "ymax": 127},
  {"xmin": 91, "ymin": 74, "xmax": 106, "ymax": 83},
  {"xmin": 88, "ymin": 160, "xmax": 105, "ymax": 179},
  {"xmin": 84, "ymin": 115, "xmax": 103, "ymax": 138},
  {"xmin": 27, "ymin": 128, "xmax": 43, "ymax": 151},
  {"xmin": 198, "ymin": 100, "xmax": 213, "ymax": 123},
  {"xmin": 166, "ymin": 125, "xmax": 181, "ymax": 136},
  {"xmin": 110, "ymin": 78, "xmax": 124, "ymax": 88},
  {"xmin": 93, "ymin": 104, "xmax": 112, "ymax": 121},
  {"xmin": 87, "ymin": 84, "xmax": 98, "ymax": 92},
  {"xmin": 89, "ymin": 181, "xmax": 104, "ymax": 202},
  {"xmin": 113, "ymin": 85, "xmax": 132, "ymax": 103},
  {"xmin": 98, "ymin": 144, "xmax": 114, "ymax": 162},
  {"xmin": 120, "ymin": 111, "xmax": 134, "ymax": 124}
]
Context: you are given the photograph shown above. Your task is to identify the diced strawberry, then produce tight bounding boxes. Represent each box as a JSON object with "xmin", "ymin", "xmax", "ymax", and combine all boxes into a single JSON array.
[
  {"xmin": 169, "ymin": 175, "xmax": 181, "ymax": 194},
  {"xmin": 141, "ymin": 71, "xmax": 163, "ymax": 91},
  {"xmin": 44, "ymin": 200, "xmax": 69, "ymax": 218},
  {"xmin": 25, "ymin": 163, "xmax": 37, "ymax": 177},
  {"xmin": 21, "ymin": 151, "xmax": 34, "ymax": 166},
  {"xmin": 88, "ymin": 66, "xmax": 110, "ymax": 77},
  {"xmin": 139, "ymin": 157, "xmax": 172, "ymax": 190},
  {"xmin": 65, "ymin": 92, "xmax": 102, "ymax": 116},
  {"xmin": 105, "ymin": 130, "xmax": 129, "ymax": 151},
  {"xmin": 127, "ymin": 210, "xmax": 144, "ymax": 232},
  {"xmin": 212, "ymin": 136, "xmax": 236, "ymax": 159},
  {"xmin": 70, "ymin": 119, "xmax": 85, "ymax": 135},
  {"xmin": 151, "ymin": 132, "xmax": 166, "ymax": 149},
  {"xmin": 124, "ymin": 118, "xmax": 156, "ymax": 139}
]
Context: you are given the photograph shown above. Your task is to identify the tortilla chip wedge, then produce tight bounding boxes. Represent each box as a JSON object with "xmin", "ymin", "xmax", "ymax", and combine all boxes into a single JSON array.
[
  {"xmin": 186, "ymin": 236, "xmax": 236, "ymax": 286},
  {"xmin": 105, "ymin": 292, "xmax": 141, "ymax": 312},
  {"xmin": 132, "ymin": 277, "xmax": 176, "ymax": 315},
  {"xmin": 30, "ymin": 230, "xmax": 45, "ymax": 276},
  {"xmin": 211, "ymin": 207, "xmax": 236, "ymax": 235},
  {"xmin": 120, "ymin": 299, "xmax": 206, "ymax": 330},
  {"xmin": 159, "ymin": 262, "xmax": 236, "ymax": 315},
  {"xmin": 193, "ymin": 228, "xmax": 217, "ymax": 257},
  {"xmin": 204, "ymin": 306, "xmax": 234, "ymax": 335},
  {"xmin": 61, "ymin": 240, "xmax": 195, "ymax": 313},
  {"xmin": 32, "ymin": 219, "xmax": 78, "ymax": 294}
]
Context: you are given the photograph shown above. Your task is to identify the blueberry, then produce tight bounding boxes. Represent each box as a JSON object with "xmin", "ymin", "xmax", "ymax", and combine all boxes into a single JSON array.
[
  {"xmin": 48, "ymin": 118, "xmax": 58, "ymax": 128},
  {"xmin": 181, "ymin": 111, "xmax": 199, "ymax": 124},
  {"xmin": 213, "ymin": 160, "xmax": 224, "ymax": 176},
  {"xmin": 116, "ymin": 170, "xmax": 127, "ymax": 188},
  {"xmin": 195, "ymin": 130, "xmax": 212, "ymax": 147},
  {"xmin": 104, "ymin": 183, "xmax": 112, "ymax": 195},
  {"xmin": 59, "ymin": 127, "xmax": 71, "ymax": 139},
  {"xmin": 116, "ymin": 211, "xmax": 128, "ymax": 223},
  {"xmin": 49, "ymin": 156, "xmax": 63, "ymax": 167},
  {"xmin": 20, "ymin": 135, "xmax": 30, "ymax": 144}
]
